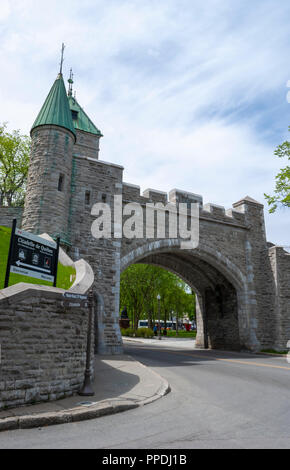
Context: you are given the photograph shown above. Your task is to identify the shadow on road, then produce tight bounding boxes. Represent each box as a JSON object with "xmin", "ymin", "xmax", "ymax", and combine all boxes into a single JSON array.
[{"xmin": 123, "ymin": 344, "xmax": 290, "ymax": 370}]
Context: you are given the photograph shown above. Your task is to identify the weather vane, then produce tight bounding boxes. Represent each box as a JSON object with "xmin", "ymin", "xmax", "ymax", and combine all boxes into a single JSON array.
[{"xmin": 59, "ymin": 43, "xmax": 65, "ymax": 74}]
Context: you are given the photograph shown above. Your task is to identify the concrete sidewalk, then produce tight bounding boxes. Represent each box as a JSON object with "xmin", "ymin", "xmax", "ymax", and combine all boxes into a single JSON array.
[
  {"xmin": 0, "ymin": 355, "xmax": 170, "ymax": 432},
  {"xmin": 123, "ymin": 336, "xmax": 197, "ymax": 349}
]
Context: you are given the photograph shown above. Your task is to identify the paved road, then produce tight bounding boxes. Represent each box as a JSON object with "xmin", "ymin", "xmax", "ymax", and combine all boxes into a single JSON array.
[{"xmin": 1, "ymin": 344, "xmax": 290, "ymax": 449}]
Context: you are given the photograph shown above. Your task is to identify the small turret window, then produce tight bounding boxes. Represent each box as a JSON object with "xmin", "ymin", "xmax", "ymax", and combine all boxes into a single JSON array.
[
  {"xmin": 72, "ymin": 110, "xmax": 78, "ymax": 121},
  {"xmin": 58, "ymin": 174, "xmax": 64, "ymax": 192},
  {"xmin": 85, "ymin": 191, "xmax": 91, "ymax": 205}
]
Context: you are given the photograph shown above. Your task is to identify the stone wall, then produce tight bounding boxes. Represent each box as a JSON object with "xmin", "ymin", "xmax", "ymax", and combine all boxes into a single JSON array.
[
  {"xmin": 0, "ymin": 256, "xmax": 94, "ymax": 411},
  {"xmin": 0, "ymin": 207, "xmax": 23, "ymax": 228},
  {"xmin": 269, "ymin": 246, "xmax": 290, "ymax": 350},
  {"xmin": 69, "ymin": 156, "xmax": 124, "ymax": 355},
  {"xmin": 0, "ymin": 285, "xmax": 88, "ymax": 409},
  {"xmin": 73, "ymin": 129, "xmax": 101, "ymax": 160}
]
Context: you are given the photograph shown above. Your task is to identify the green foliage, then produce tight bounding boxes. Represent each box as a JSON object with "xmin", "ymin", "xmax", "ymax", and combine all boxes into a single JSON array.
[
  {"xmin": 261, "ymin": 349, "xmax": 288, "ymax": 355},
  {"xmin": 121, "ymin": 327, "xmax": 154, "ymax": 338},
  {"xmin": 121, "ymin": 328, "xmax": 135, "ymax": 337},
  {"xmin": 120, "ymin": 264, "xmax": 196, "ymax": 330},
  {"xmin": 0, "ymin": 123, "xmax": 30, "ymax": 207},
  {"xmin": 137, "ymin": 328, "xmax": 154, "ymax": 338},
  {"xmin": 265, "ymin": 127, "xmax": 290, "ymax": 213},
  {"xmin": 167, "ymin": 330, "xmax": 197, "ymax": 338},
  {"xmin": 0, "ymin": 226, "xmax": 75, "ymax": 290}
]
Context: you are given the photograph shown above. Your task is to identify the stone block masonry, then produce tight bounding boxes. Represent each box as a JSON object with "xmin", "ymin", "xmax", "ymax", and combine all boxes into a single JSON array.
[
  {"xmin": 22, "ymin": 125, "xmax": 75, "ymax": 243},
  {"xmin": 0, "ymin": 207, "xmax": 23, "ymax": 228},
  {"xmin": 69, "ymin": 156, "xmax": 124, "ymax": 355},
  {"xmin": 0, "ymin": 278, "xmax": 93, "ymax": 410}
]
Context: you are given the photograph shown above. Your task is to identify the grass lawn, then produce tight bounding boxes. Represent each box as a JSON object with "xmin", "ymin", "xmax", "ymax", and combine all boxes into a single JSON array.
[
  {"xmin": 260, "ymin": 349, "xmax": 288, "ymax": 355},
  {"xmin": 166, "ymin": 330, "xmax": 197, "ymax": 338},
  {"xmin": 0, "ymin": 226, "xmax": 76, "ymax": 291}
]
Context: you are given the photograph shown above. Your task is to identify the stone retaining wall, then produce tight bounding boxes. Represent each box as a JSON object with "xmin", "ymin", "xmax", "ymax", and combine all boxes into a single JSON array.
[
  {"xmin": 0, "ymin": 207, "xmax": 23, "ymax": 228},
  {"xmin": 0, "ymin": 284, "xmax": 90, "ymax": 410},
  {"xmin": 0, "ymin": 256, "xmax": 94, "ymax": 411}
]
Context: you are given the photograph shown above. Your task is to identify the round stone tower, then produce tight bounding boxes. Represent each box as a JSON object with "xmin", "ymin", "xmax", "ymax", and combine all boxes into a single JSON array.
[{"xmin": 22, "ymin": 72, "xmax": 76, "ymax": 245}]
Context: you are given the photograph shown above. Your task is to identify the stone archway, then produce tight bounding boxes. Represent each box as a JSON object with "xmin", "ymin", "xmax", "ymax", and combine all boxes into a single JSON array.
[{"xmin": 120, "ymin": 240, "xmax": 254, "ymax": 351}]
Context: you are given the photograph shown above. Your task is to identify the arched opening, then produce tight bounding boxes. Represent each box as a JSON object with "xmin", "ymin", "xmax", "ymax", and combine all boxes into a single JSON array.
[
  {"xmin": 121, "ymin": 243, "xmax": 244, "ymax": 351},
  {"xmin": 120, "ymin": 263, "xmax": 196, "ymax": 337}
]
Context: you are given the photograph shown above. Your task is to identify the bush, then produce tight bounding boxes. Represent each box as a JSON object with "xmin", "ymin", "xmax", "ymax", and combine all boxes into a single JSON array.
[
  {"xmin": 136, "ymin": 328, "xmax": 154, "ymax": 338},
  {"xmin": 145, "ymin": 328, "xmax": 154, "ymax": 338},
  {"xmin": 121, "ymin": 328, "xmax": 135, "ymax": 337},
  {"xmin": 136, "ymin": 328, "xmax": 147, "ymax": 338},
  {"xmin": 120, "ymin": 327, "xmax": 154, "ymax": 338}
]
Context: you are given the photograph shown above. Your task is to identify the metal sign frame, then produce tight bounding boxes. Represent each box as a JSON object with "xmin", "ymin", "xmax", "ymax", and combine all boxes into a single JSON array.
[{"xmin": 4, "ymin": 219, "xmax": 60, "ymax": 289}]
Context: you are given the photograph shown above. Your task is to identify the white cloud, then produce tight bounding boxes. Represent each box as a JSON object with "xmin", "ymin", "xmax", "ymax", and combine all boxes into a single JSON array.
[
  {"xmin": 0, "ymin": 0, "xmax": 290, "ymax": 245},
  {"xmin": 0, "ymin": 0, "xmax": 11, "ymax": 21}
]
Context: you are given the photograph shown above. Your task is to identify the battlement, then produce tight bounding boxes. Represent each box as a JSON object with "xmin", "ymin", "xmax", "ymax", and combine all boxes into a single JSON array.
[
  {"xmin": 121, "ymin": 183, "xmax": 249, "ymax": 226},
  {"xmin": 225, "ymin": 209, "xmax": 246, "ymax": 224},
  {"xmin": 169, "ymin": 189, "xmax": 203, "ymax": 207},
  {"xmin": 143, "ymin": 188, "xmax": 168, "ymax": 204},
  {"xmin": 203, "ymin": 203, "xmax": 226, "ymax": 217},
  {"xmin": 122, "ymin": 182, "xmax": 141, "ymax": 200}
]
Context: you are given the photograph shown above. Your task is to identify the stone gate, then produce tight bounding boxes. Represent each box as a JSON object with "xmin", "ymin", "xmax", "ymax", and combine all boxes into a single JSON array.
[{"xmin": 1, "ymin": 70, "xmax": 290, "ymax": 355}]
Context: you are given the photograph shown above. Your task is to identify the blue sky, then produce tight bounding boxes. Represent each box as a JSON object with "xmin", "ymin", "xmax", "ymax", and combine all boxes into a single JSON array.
[{"xmin": 0, "ymin": 0, "xmax": 289, "ymax": 245}]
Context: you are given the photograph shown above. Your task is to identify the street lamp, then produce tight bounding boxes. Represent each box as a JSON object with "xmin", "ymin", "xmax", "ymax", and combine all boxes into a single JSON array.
[{"xmin": 157, "ymin": 294, "xmax": 161, "ymax": 340}]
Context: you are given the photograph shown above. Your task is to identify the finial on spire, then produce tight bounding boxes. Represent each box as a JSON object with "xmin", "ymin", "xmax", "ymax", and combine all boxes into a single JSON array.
[
  {"xmin": 68, "ymin": 68, "xmax": 74, "ymax": 96},
  {"xmin": 59, "ymin": 43, "xmax": 65, "ymax": 75}
]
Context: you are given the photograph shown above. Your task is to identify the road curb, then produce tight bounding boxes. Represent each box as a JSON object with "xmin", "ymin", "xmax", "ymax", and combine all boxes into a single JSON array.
[
  {"xmin": 255, "ymin": 352, "xmax": 287, "ymax": 358},
  {"xmin": 0, "ymin": 365, "xmax": 170, "ymax": 433}
]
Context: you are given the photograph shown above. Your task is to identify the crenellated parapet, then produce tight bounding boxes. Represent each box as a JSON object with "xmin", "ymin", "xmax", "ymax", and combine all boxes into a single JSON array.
[
  {"xmin": 121, "ymin": 183, "xmax": 249, "ymax": 228},
  {"xmin": 143, "ymin": 188, "xmax": 168, "ymax": 204},
  {"xmin": 169, "ymin": 189, "xmax": 203, "ymax": 207}
]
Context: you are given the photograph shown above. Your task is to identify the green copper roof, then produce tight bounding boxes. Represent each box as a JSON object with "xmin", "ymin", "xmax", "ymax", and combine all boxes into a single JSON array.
[
  {"xmin": 68, "ymin": 95, "xmax": 103, "ymax": 137},
  {"xmin": 31, "ymin": 74, "xmax": 76, "ymax": 140}
]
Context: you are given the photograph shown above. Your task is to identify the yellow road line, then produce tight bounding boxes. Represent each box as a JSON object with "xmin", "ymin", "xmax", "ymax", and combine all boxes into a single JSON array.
[{"xmin": 136, "ymin": 346, "xmax": 290, "ymax": 372}]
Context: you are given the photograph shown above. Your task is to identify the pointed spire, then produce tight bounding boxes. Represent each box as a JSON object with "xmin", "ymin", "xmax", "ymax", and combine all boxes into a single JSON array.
[
  {"xmin": 31, "ymin": 73, "xmax": 76, "ymax": 140},
  {"xmin": 68, "ymin": 69, "xmax": 74, "ymax": 97},
  {"xmin": 59, "ymin": 43, "xmax": 65, "ymax": 75}
]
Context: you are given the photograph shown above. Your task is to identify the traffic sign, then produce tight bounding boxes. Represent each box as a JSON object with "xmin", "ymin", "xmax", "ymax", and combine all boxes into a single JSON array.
[{"xmin": 62, "ymin": 293, "xmax": 89, "ymax": 308}]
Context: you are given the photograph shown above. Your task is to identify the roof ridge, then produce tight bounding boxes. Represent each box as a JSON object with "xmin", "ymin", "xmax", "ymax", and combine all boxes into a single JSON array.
[{"xmin": 68, "ymin": 95, "xmax": 103, "ymax": 137}]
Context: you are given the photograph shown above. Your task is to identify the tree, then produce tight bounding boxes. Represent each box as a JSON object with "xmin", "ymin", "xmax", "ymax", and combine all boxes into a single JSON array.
[
  {"xmin": 120, "ymin": 264, "xmax": 161, "ymax": 330},
  {"xmin": 265, "ymin": 127, "xmax": 290, "ymax": 213},
  {"xmin": 120, "ymin": 264, "xmax": 196, "ymax": 331},
  {"xmin": 0, "ymin": 123, "xmax": 30, "ymax": 207}
]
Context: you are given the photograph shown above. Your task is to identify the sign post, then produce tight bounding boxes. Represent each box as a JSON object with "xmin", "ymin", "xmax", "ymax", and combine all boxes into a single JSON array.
[
  {"xmin": 4, "ymin": 219, "xmax": 17, "ymax": 289},
  {"xmin": 79, "ymin": 290, "xmax": 95, "ymax": 397},
  {"xmin": 53, "ymin": 237, "xmax": 60, "ymax": 288},
  {"xmin": 4, "ymin": 220, "xmax": 60, "ymax": 288}
]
